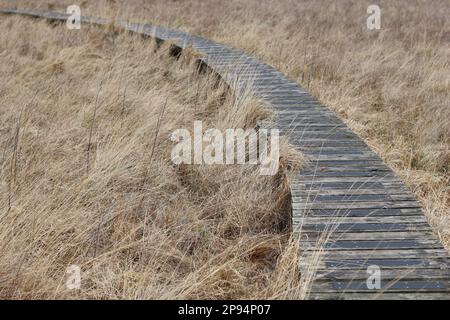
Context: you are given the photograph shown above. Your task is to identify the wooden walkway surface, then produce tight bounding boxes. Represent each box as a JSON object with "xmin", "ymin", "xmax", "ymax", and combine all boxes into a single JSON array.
[{"xmin": 1, "ymin": 8, "xmax": 449, "ymax": 299}]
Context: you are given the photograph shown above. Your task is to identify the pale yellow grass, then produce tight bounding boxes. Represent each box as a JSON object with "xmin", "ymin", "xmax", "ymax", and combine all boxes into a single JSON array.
[
  {"xmin": 0, "ymin": 0, "xmax": 448, "ymax": 299},
  {"xmin": 0, "ymin": 16, "xmax": 305, "ymax": 299},
  {"xmin": 9, "ymin": 0, "xmax": 445, "ymax": 247}
]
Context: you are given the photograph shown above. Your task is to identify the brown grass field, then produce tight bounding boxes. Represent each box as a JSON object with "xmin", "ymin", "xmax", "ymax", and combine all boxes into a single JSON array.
[{"xmin": 0, "ymin": 0, "xmax": 448, "ymax": 299}]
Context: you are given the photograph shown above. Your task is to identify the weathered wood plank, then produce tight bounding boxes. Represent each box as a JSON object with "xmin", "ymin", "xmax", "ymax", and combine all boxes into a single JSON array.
[
  {"xmin": 313, "ymin": 268, "xmax": 450, "ymax": 280},
  {"xmin": 300, "ymin": 241, "xmax": 445, "ymax": 251},
  {"xmin": 293, "ymin": 194, "xmax": 416, "ymax": 202},
  {"xmin": 301, "ymin": 249, "xmax": 450, "ymax": 259},
  {"xmin": 295, "ymin": 222, "xmax": 432, "ymax": 232},
  {"xmin": 292, "ymin": 181, "xmax": 405, "ymax": 189},
  {"xmin": 298, "ymin": 231, "xmax": 437, "ymax": 241},
  {"xmin": 300, "ymin": 258, "xmax": 448, "ymax": 269},
  {"xmin": 299, "ymin": 164, "xmax": 392, "ymax": 171},
  {"xmin": 294, "ymin": 216, "xmax": 428, "ymax": 224},
  {"xmin": 297, "ymin": 171, "xmax": 399, "ymax": 179},
  {"xmin": 309, "ymin": 280, "xmax": 449, "ymax": 293},
  {"xmin": 293, "ymin": 208, "xmax": 426, "ymax": 218},
  {"xmin": 294, "ymin": 177, "xmax": 405, "ymax": 183},
  {"xmin": 307, "ymin": 292, "xmax": 450, "ymax": 300},
  {"xmin": 293, "ymin": 201, "xmax": 421, "ymax": 210}
]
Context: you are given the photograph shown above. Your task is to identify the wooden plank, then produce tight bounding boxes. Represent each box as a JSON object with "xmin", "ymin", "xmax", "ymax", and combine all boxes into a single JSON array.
[
  {"xmin": 296, "ymin": 142, "xmax": 368, "ymax": 148},
  {"xmin": 299, "ymin": 164, "xmax": 391, "ymax": 171},
  {"xmin": 255, "ymin": 85, "xmax": 305, "ymax": 91},
  {"xmin": 313, "ymin": 268, "xmax": 450, "ymax": 280},
  {"xmin": 275, "ymin": 108, "xmax": 335, "ymax": 114},
  {"xmin": 293, "ymin": 180, "xmax": 404, "ymax": 188},
  {"xmin": 309, "ymin": 280, "xmax": 449, "ymax": 293},
  {"xmin": 293, "ymin": 201, "xmax": 421, "ymax": 210},
  {"xmin": 297, "ymin": 172, "xmax": 399, "ymax": 179},
  {"xmin": 277, "ymin": 116, "xmax": 344, "ymax": 123},
  {"xmin": 282, "ymin": 130, "xmax": 357, "ymax": 137},
  {"xmin": 241, "ymin": 78, "xmax": 287, "ymax": 85},
  {"xmin": 268, "ymin": 99, "xmax": 321, "ymax": 105},
  {"xmin": 298, "ymin": 231, "xmax": 437, "ymax": 241},
  {"xmin": 298, "ymin": 170, "xmax": 395, "ymax": 177},
  {"xmin": 276, "ymin": 112, "xmax": 342, "ymax": 118},
  {"xmin": 293, "ymin": 186, "xmax": 406, "ymax": 193},
  {"xmin": 293, "ymin": 194, "xmax": 416, "ymax": 202},
  {"xmin": 205, "ymin": 55, "xmax": 251, "ymax": 61},
  {"xmin": 202, "ymin": 51, "xmax": 244, "ymax": 57},
  {"xmin": 300, "ymin": 258, "xmax": 448, "ymax": 270},
  {"xmin": 292, "ymin": 190, "xmax": 413, "ymax": 199},
  {"xmin": 277, "ymin": 124, "xmax": 347, "ymax": 130},
  {"xmin": 227, "ymin": 70, "xmax": 271, "ymax": 76},
  {"xmin": 294, "ymin": 176, "xmax": 405, "ymax": 183},
  {"xmin": 307, "ymin": 292, "xmax": 450, "ymax": 300},
  {"xmin": 293, "ymin": 208, "xmax": 425, "ymax": 217},
  {"xmin": 304, "ymin": 154, "xmax": 382, "ymax": 161},
  {"xmin": 306, "ymin": 150, "xmax": 372, "ymax": 155},
  {"xmin": 304, "ymin": 239, "xmax": 444, "ymax": 251},
  {"xmin": 273, "ymin": 102, "xmax": 325, "ymax": 109},
  {"xmin": 294, "ymin": 216, "xmax": 428, "ymax": 224},
  {"xmin": 301, "ymin": 249, "xmax": 449, "ymax": 260},
  {"xmin": 255, "ymin": 86, "xmax": 308, "ymax": 92},
  {"xmin": 292, "ymin": 186, "xmax": 407, "ymax": 193},
  {"xmin": 294, "ymin": 222, "xmax": 432, "ymax": 232}
]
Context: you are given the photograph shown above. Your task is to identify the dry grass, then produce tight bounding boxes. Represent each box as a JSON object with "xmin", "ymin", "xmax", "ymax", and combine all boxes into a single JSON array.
[
  {"xmin": 0, "ymin": 0, "xmax": 449, "ymax": 299},
  {"xmin": 2, "ymin": 0, "xmax": 447, "ymax": 245},
  {"xmin": 0, "ymin": 16, "xmax": 305, "ymax": 299},
  {"xmin": 12, "ymin": 0, "xmax": 445, "ymax": 247}
]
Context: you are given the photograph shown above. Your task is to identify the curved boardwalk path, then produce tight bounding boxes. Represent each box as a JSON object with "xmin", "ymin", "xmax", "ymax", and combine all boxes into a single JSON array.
[{"xmin": 1, "ymin": 8, "xmax": 449, "ymax": 300}]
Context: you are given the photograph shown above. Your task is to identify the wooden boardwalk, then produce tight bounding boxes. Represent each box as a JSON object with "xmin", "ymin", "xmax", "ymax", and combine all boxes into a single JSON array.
[{"xmin": 1, "ymin": 8, "xmax": 449, "ymax": 299}]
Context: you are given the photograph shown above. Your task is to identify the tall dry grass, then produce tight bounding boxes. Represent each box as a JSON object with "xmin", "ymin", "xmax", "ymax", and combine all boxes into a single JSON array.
[
  {"xmin": 8, "ymin": 0, "xmax": 444, "ymax": 248},
  {"xmin": 0, "ymin": 16, "xmax": 306, "ymax": 299},
  {"xmin": 2, "ymin": 0, "xmax": 447, "ymax": 246},
  {"xmin": 0, "ymin": 0, "xmax": 448, "ymax": 298}
]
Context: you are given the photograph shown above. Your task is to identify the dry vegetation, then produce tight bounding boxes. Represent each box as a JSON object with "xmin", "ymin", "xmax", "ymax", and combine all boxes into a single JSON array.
[
  {"xmin": 2, "ymin": 0, "xmax": 448, "ymax": 243},
  {"xmin": 21, "ymin": 0, "xmax": 447, "ymax": 246},
  {"xmin": 0, "ymin": 16, "xmax": 304, "ymax": 298},
  {"xmin": 0, "ymin": 0, "xmax": 449, "ymax": 299}
]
